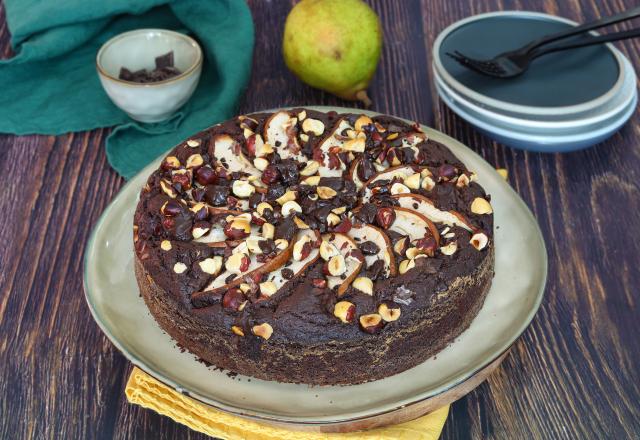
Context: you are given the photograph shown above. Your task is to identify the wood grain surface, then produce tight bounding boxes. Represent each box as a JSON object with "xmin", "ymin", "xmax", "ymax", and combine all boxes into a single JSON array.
[{"xmin": 1, "ymin": 0, "xmax": 639, "ymax": 438}]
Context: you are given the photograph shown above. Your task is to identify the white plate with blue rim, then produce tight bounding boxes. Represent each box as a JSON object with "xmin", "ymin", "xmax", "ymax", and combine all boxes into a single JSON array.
[{"xmin": 83, "ymin": 106, "xmax": 547, "ymax": 430}]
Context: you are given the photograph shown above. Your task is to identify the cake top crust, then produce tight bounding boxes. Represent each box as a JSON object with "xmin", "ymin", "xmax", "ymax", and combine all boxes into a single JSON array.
[{"xmin": 134, "ymin": 109, "xmax": 493, "ymax": 344}]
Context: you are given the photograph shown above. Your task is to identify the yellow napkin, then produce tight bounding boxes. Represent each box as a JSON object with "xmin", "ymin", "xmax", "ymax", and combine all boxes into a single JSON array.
[{"xmin": 126, "ymin": 367, "xmax": 449, "ymax": 440}]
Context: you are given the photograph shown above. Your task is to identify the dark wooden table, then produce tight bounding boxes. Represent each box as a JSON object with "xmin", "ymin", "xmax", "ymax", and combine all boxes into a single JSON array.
[{"xmin": 1, "ymin": 0, "xmax": 639, "ymax": 438}]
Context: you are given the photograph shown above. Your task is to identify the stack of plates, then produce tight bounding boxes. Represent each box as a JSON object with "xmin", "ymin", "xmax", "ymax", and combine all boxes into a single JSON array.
[{"xmin": 433, "ymin": 11, "xmax": 638, "ymax": 152}]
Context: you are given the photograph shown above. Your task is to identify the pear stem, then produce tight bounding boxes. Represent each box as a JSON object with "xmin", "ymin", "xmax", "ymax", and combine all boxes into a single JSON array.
[{"xmin": 356, "ymin": 90, "xmax": 372, "ymax": 108}]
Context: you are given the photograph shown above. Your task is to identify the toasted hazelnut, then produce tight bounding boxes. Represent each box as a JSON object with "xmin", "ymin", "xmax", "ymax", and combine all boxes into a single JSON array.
[
  {"xmin": 302, "ymin": 176, "xmax": 320, "ymax": 186},
  {"xmin": 192, "ymin": 223, "xmax": 210, "ymax": 239},
  {"xmin": 255, "ymin": 140, "xmax": 274, "ymax": 157},
  {"xmin": 328, "ymin": 254, "xmax": 346, "ymax": 276},
  {"xmin": 496, "ymin": 168, "xmax": 508, "ymax": 180},
  {"xmin": 275, "ymin": 238, "xmax": 289, "ymax": 251},
  {"xmin": 359, "ymin": 313, "xmax": 383, "ymax": 333},
  {"xmin": 317, "ymin": 186, "xmax": 337, "ymax": 199},
  {"xmin": 332, "ymin": 206, "xmax": 347, "ymax": 215},
  {"xmin": 281, "ymin": 200, "xmax": 302, "ymax": 217},
  {"xmin": 163, "ymin": 156, "xmax": 181, "ymax": 169},
  {"xmin": 393, "ymin": 237, "xmax": 409, "ymax": 256},
  {"xmin": 390, "ymin": 182, "xmax": 410, "ymax": 195},
  {"xmin": 320, "ymin": 240, "xmax": 339, "ymax": 261},
  {"xmin": 160, "ymin": 180, "xmax": 177, "ymax": 198},
  {"xmin": 456, "ymin": 174, "xmax": 470, "ymax": 188},
  {"xmin": 199, "ymin": 256, "xmax": 223, "ymax": 275},
  {"xmin": 302, "ymin": 118, "xmax": 325, "ymax": 136},
  {"xmin": 293, "ymin": 216, "xmax": 310, "ymax": 229},
  {"xmin": 297, "ymin": 110, "xmax": 307, "ymax": 121},
  {"xmin": 343, "ymin": 137, "xmax": 365, "ymax": 152},
  {"xmin": 398, "ymin": 259, "xmax": 415, "ymax": 275},
  {"xmin": 173, "ymin": 262, "xmax": 187, "ymax": 274},
  {"xmin": 420, "ymin": 168, "xmax": 433, "ymax": 178},
  {"xmin": 259, "ymin": 281, "xmax": 277, "ymax": 297},
  {"xmin": 421, "ymin": 176, "xmax": 436, "ymax": 191},
  {"xmin": 226, "ymin": 252, "xmax": 250, "ymax": 274},
  {"xmin": 231, "ymin": 325, "xmax": 245, "ymax": 336},
  {"xmin": 232, "ymin": 180, "xmax": 255, "ymax": 198},
  {"xmin": 440, "ymin": 242, "xmax": 458, "ymax": 256},
  {"xmin": 405, "ymin": 247, "xmax": 422, "ymax": 259},
  {"xmin": 256, "ymin": 202, "xmax": 273, "ymax": 217},
  {"xmin": 254, "ymin": 157, "xmax": 269, "ymax": 171},
  {"xmin": 262, "ymin": 223, "xmax": 275, "ymax": 239},
  {"xmin": 404, "ymin": 173, "xmax": 421, "ymax": 190},
  {"xmin": 471, "ymin": 197, "xmax": 492, "ymax": 214},
  {"xmin": 186, "ymin": 154, "xmax": 204, "ymax": 169},
  {"xmin": 352, "ymin": 277, "xmax": 373, "ymax": 295},
  {"xmin": 300, "ymin": 133, "xmax": 309, "ymax": 142},
  {"xmin": 252, "ymin": 323, "xmax": 273, "ymax": 340},
  {"xmin": 293, "ymin": 235, "xmax": 312, "ymax": 261},
  {"xmin": 239, "ymin": 283, "xmax": 251, "ymax": 294},
  {"xmin": 327, "ymin": 213, "xmax": 341, "ymax": 227},
  {"xmin": 224, "ymin": 219, "xmax": 251, "ymax": 239},
  {"xmin": 376, "ymin": 207, "xmax": 396, "ymax": 230},
  {"xmin": 160, "ymin": 240, "xmax": 172, "ymax": 251},
  {"xmin": 186, "ymin": 139, "xmax": 201, "ymax": 147},
  {"xmin": 470, "ymin": 232, "xmax": 489, "ymax": 251},
  {"xmin": 246, "ymin": 237, "xmax": 264, "ymax": 254},
  {"xmin": 276, "ymin": 190, "xmax": 297, "ymax": 205},
  {"xmin": 374, "ymin": 122, "xmax": 386, "ymax": 133},
  {"xmin": 354, "ymin": 115, "xmax": 373, "ymax": 132},
  {"xmin": 378, "ymin": 303, "xmax": 401, "ymax": 322},
  {"xmin": 300, "ymin": 160, "xmax": 320, "ymax": 176},
  {"xmin": 334, "ymin": 301, "xmax": 356, "ymax": 323}
]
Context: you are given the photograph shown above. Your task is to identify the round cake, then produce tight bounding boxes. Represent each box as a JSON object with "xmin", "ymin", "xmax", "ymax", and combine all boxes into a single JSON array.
[{"xmin": 133, "ymin": 108, "xmax": 494, "ymax": 385}]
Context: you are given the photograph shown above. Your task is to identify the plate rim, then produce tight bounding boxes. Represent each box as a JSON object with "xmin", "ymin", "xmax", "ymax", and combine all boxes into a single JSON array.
[{"xmin": 83, "ymin": 105, "xmax": 548, "ymax": 426}]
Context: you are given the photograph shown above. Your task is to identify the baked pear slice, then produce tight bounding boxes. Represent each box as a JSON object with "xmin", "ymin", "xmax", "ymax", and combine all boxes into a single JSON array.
[
  {"xmin": 264, "ymin": 111, "xmax": 305, "ymax": 161},
  {"xmin": 321, "ymin": 233, "xmax": 363, "ymax": 296},
  {"xmin": 348, "ymin": 223, "xmax": 396, "ymax": 278},
  {"xmin": 315, "ymin": 118, "xmax": 354, "ymax": 177},
  {"xmin": 211, "ymin": 134, "xmax": 261, "ymax": 177},
  {"xmin": 389, "ymin": 207, "xmax": 440, "ymax": 245},
  {"xmin": 262, "ymin": 230, "xmax": 320, "ymax": 293},
  {"xmin": 392, "ymin": 193, "xmax": 472, "ymax": 231}
]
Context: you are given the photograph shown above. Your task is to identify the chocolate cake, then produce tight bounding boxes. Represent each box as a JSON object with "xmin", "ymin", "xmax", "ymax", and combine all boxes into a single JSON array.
[{"xmin": 133, "ymin": 109, "xmax": 494, "ymax": 385}]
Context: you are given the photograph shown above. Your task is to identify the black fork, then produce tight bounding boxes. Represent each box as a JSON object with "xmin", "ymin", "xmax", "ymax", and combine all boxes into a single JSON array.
[{"xmin": 447, "ymin": 7, "xmax": 640, "ymax": 78}]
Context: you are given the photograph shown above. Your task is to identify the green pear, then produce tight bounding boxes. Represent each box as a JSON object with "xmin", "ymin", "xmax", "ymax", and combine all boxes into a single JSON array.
[{"xmin": 283, "ymin": 0, "xmax": 382, "ymax": 106}]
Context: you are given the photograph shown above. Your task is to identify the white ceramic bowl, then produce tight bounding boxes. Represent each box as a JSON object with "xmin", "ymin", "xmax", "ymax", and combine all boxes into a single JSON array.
[{"xmin": 97, "ymin": 29, "xmax": 202, "ymax": 123}]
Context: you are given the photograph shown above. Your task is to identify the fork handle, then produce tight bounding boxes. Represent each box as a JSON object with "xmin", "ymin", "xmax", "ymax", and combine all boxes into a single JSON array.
[
  {"xmin": 531, "ymin": 27, "xmax": 640, "ymax": 58},
  {"xmin": 523, "ymin": 6, "xmax": 640, "ymax": 53}
]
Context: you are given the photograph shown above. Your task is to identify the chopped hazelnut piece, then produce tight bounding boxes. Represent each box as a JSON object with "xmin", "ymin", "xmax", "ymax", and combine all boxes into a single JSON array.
[
  {"xmin": 440, "ymin": 242, "xmax": 458, "ymax": 256},
  {"xmin": 317, "ymin": 186, "xmax": 337, "ymax": 199},
  {"xmin": 352, "ymin": 277, "xmax": 373, "ymax": 295},
  {"xmin": 320, "ymin": 240, "xmax": 339, "ymax": 261},
  {"xmin": 354, "ymin": 115, "xmax": 373, "ymax": 132},
  {"xmin": 160, "ymin": 180, "xmax": 177, "ymax": 198},
  {"xmin": 471, "ymin": 197, "xmax": 493, "ymax": 214},
  {"xmin": 262, "ymin": 223, "xmax": 275, "ymax": 239},
  {"xmin": 232, "ymin": 180, "xmax": 255, "ymax": 198},
  {"xmin": 342, "ymin": 137, "xmax": 365, "ymax": 152},
  {"xmin": 293, "ymin": 216, "xmax": 310, "ymax": 229},
  {"xmin": 293, "ymin": 235, "xmax": 312, "ymax": 261},
  {"xmin": 390, "ymin": 182, "xmax": 410, "ymax": 195},
  {"xmin": 302, "ymin": 176, "xmax": 320, "ymax": 186},
  {"xmin": 199, "ymin": 256, "xmax": 223, "ymax": 275},
  {"xmin": 378, "ymin": 303, "xmax": 401, "ymax": 322},
  {"xmin": 404, "ymin": 173, "xmax": 421, "ymax": 190},
  {"xmin": 259, "ymin": 281, "xmax": 277, "ymax": 297},
  {"xmin": 470, "ymin": 232, "xmax": 489, "ymax": 251},
  {"xmin": 186, "ymin": 139, "xmax": 201, "ymax": 147},
  {"xmin": 173, "ymin": 262, "xmax": 187, "ymax": 274},
  {"xmin": 160, "ymin": 240, "xmax": 172, "ymax": 251},
  {"xmin": 327, "ymin": 213, "xmax": 341, "ymax": 227},
  {"xmin": 274, "ymin": 238, "xmax": 289, "ymax": 251},
  {"xmin": 281, "ymin": 200, "xmax": 302, "ymax": 217},
  {"xmin": 186, "ymin": 154, "xmax": 204, "ymax": 169},
  {"xmin": 359, "ymin": 313, "xmax": 383, "ymax": 333},
  {"xmin": 254, "ymin": 157, "xmax": 269, "ymax": 171},
  {"xmin": 328, "ymin": 254, "xmax": 346, "ymax": 276},
  {"xmin": 276, "ymin": 190, "xmax": 297, "ymax": 205},
  {"xmin": 302, "ymin": 118, "xmax": 325, "ymax": 136},
  {"xmin": 398, "ymin": 259, "xmax": 415, "ymax": 275},
  {"xmin": 334, "ymin": 301, "xmax": 356, "ymax": 323},
  {"xmin": 231, "ymin": 326, "xmax": 244, "ymax": 336},
  {"xmin": 226, "ymin": 252, "xmax": 250, "ymax": 274},
  {"xmin": 252, "ymin": 323, "xmax": 273, "ymax": 340},
  {"xmin": 300, "ymin": 160, "xmax": 320, "ymax": 176}
]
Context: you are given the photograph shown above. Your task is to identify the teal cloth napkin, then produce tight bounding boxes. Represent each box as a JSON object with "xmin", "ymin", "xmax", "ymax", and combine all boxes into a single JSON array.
[{"xmin": 0, "ymin": 0, "xmax": 254, "ymax": 178}]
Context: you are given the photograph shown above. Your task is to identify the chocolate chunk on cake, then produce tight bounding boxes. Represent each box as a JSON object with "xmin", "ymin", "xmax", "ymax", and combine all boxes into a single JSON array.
[{"xmin": 133, "ymin": 109, "xmax": 495, "ymax": 385}]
